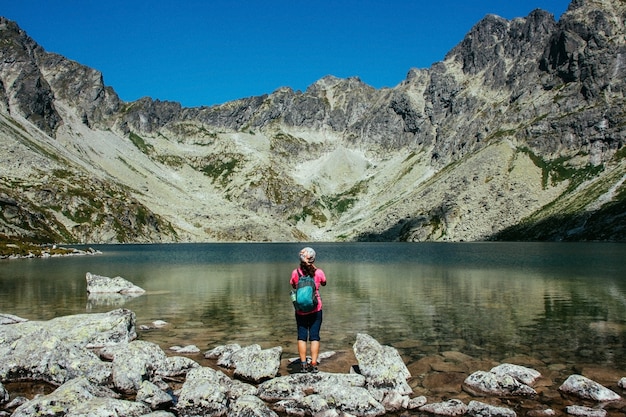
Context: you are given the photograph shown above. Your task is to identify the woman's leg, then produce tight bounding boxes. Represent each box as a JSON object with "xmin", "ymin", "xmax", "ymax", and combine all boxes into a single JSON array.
[
  {"xmin": 309, "ymin": 311, "xmax": 323, "ymax": 366},
  {"xmin": 298, "ymin": 340, "xmax": 308, "ymax": 363},
  {"xmin": 310, "ymin": 340, "xmax": 320, "ymax": 364}
]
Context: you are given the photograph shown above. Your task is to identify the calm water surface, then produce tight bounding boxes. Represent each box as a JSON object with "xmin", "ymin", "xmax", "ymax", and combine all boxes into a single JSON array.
[{"xmin": 1, "ymin": 242, "xmax": 626, "ymax": 371}]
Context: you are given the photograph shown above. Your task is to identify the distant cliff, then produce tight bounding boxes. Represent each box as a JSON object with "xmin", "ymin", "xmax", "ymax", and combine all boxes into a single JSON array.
[{"xmin": 0, "ymin": 0, "xmax": 624, "ymax": 244}]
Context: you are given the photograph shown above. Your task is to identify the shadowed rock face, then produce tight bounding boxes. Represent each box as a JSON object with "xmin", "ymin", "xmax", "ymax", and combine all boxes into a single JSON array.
[{"xmin": 0, "ymin": 0, "xmax": 625, "ymax": 245}]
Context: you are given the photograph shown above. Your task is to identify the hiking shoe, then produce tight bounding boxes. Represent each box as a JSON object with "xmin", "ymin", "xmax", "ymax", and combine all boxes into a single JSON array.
[
  {"xmin": 309, "ymin": 364, "xmax": 319, "ymax": 373},
  {"xmin": 300, "ymin": 362, "xmax": 309, "ymax": 373}
]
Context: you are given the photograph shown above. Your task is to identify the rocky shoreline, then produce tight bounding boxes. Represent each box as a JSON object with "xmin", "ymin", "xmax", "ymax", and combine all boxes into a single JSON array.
[
  {"xmin": 1, "ymin": 306, "xmax": 626, "ymax": 417},
  {"xmin": 0, "ymin": 244, "xmax": 101, "ymax": 260}
]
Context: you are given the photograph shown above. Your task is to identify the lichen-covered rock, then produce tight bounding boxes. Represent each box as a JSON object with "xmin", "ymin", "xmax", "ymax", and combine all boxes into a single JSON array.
[
  {"xmin": 353, "ymin": 333, "xmax": 412, "ymax": 398},
  {"xmin": 0, "ymin": 382, "xmax": 8, "ymax": 405},
  {"xmin": 136, "ymin": 380, "xmax": 173, "ymax": 410},
  {"xmin": 490, "ymin": 363, "xmax": 541, "ymax": 386},
  {"xmin": 419, "ymin": 399, "xmax": 468, "ymax": 416},
  {"xmin": 564, "ymin": 405, "xmax": 607, "ymax": 417},
  {"xmin": 175, "ymin": 367, "xmax": 231, "ymax": 417},
  {"xmin": 258, "ymin": 372, "xmax": 367, "ymax": 402},
  {"xmin": 0, "ymin": 313, "xmax": 28, "ymax": 325},
  {"xmin": 204, "ymin": 343, "xmax": 242, "ymax": 368},
  {"xmin": 463, "ymin": 370, "xmax": 537, "ymax": 397},
  {"xmin": 258, "ymin": 372, "xmax": 383, "ymax": 416},
  {"xmin": 229, "ymin": 394, "xmax": 279, "ymax": 417},
  {"xmin": 155, "ymin": 355, "xmax": 200, "ymax": 378},
  {"xmin": 86, "ymin": 272, "xmax": 146, "ymax": 294},
  {"xmin": 468, "ymin": 400, "xmax": 517, "ymax": 417},
  {"xmin": 103, "ymin": 340, "xmax": 169, "ymax": 394},
  {"xmin": 558, "ymin": 374, "xmax": 621, "ymax": 402},
  {"xmin": 0, "ymin": 326, "xmax": 111, "ymax": 385},
  {"xmin": 232, "ymin": 344, "xmax": 282, "ymax": 383},
  {"xmin": 11, "ymin": 377, "xmax": 122, "ymax": 417}
]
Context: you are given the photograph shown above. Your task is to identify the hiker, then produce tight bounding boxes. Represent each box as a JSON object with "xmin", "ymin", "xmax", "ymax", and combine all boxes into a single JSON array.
[{"xmin": 290, "ymin": 246, "xmax": 327, "ymax": 373}]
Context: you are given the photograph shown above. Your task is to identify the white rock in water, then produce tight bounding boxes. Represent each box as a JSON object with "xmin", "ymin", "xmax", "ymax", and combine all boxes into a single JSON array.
[
  {"xmin": 86, "ymin": 272, "xmax": 145, "ymax": 294},
  {"xmin": 558, "ymin": 374, "xmax": 621, "ymax": 402}
]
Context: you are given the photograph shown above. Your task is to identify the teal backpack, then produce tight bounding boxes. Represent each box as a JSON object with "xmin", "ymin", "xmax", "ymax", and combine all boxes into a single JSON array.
[{"xmin": 292, "ymin": 270, "xmax": 318, "ymax": 312}]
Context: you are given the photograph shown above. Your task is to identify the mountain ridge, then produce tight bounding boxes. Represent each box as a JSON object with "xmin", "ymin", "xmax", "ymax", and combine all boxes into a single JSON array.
[{"xmin": 0, "ymin": 0, "xmax": 625, "ymax": 245}]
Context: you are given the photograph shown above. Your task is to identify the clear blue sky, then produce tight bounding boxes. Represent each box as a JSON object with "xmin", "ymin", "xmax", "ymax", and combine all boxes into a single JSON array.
[{"xmin": 1, "ymin": 0, "xmax": 571, "ymax": 108}]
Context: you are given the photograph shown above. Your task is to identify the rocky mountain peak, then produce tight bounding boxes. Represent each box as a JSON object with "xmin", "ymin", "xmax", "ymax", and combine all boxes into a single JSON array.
[{"xmin": 0, "ymin": 0, "xmax": 625, "ymax": 245}]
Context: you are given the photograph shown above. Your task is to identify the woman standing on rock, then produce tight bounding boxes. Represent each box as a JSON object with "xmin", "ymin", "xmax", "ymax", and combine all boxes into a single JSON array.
[{"xmin": 290, "ymin": 247, "xmax": 327, "ymax": 373}]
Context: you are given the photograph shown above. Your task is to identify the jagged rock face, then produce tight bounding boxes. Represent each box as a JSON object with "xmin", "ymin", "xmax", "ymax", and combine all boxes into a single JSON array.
[{"xmin": 0, "ymin": 0, "xmax": 625, "ymax": 245}]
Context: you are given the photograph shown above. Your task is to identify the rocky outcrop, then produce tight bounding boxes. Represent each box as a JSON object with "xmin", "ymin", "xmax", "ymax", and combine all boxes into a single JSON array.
[
  {"xmin": 1, "ymin": 0, "xmax": 625, "ymax": 245},
  {"xmin": 2, "ymin": 309, "xmax": 626, "ymax": 416}
]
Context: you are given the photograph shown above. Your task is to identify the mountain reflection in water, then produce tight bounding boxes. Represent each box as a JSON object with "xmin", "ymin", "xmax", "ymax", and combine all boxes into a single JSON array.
[{"xmin": 1, "ymin": 242, "xmax": 625, "ymax": 385}]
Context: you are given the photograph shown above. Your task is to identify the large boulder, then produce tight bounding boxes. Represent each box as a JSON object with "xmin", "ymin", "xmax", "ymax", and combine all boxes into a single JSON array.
[
  {"xmin": 0, "ymin": 326, "xmax": 111, "ymax": 386},
  {"xmin": 0, "ymin": 309, "xmax": 136, "ymax": 386}
]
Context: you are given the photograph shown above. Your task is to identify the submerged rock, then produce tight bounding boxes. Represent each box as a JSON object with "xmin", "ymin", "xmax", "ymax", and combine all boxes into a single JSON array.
[
  {"xmin": 467, "ymin": 400, "xmax": 517, "ymax": 417},
  {"xmin": 419, "ymin": 399, "xmax": 468, "ymax": 416},
  {"xmin": 565, "ymin": 405, "xmax": 607, "ymax": 417}
]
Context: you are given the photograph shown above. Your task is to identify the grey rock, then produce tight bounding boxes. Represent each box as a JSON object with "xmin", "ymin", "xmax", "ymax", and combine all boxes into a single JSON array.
[
  {"xmin": 136, "ymin": 380, "xmax": 173, "ymax": 410},
  {"xmin": 564, "ymin": 405, "xmax": 607, "ymax": 417},
  {"xmin": 408, "ymin": 395, "xmax": 428, "ymax": 409},
  {"xmin": 0, "ymin": 382, "xmax": 7, "ymax": 404},
  {"xmin": 11, "ymin": 377, "xmax": 123, "ymax": 417},
  {"xmin": 257, "ymin": 372, "xmax": 367, "ymax": 402},
  {"xmin": 558, "ymin": 374, "xmax": 622, "ymax": 402},
  {"xmin": 231, "ymin": 344, "xmax": 282, "ymax": 383},
  {"xmin": 0, "ymin": 313, "xmax": 28, "ymax": 325},
  {"xmin": 64, "ymin": 397, "xmax": 151, "ymax": 417},
  {"xmin": 175, "ymin": 367, "xmax": 231, "ymax": 417},
  {"xmin": 468, "ymin": 400, "xmax": 517, "ymax": 417},
  {"xmin": 205, "ymin": 343, "xmax": 242, "ymax": 368},
  {"xmin": 463, "ymin": 370, "xmax": 537, "ymax": 397},
  {"xmin": 169, "ymin": 344, "xmax": 200, "ymax": 353},
  {"xmin": 419, "ymin": 399, "xmax": 468, "ymax": 417},
  {"xmin": 229, "ymin": 394, "xmax": 279, "ymax": 417},
  {"xmin": 155, "ymin": 355, "xmax": 200, "ymax": 378},
  {"xmin": 619, "ymin": 377, "xmax": 626, "ymax": 389},
  {"xmin": 380, "ymin": 391, "xmax": 410, "ymax": 412},
  {"xmin": 103, "ymin": 340, "xmax": 169, "ymax": 394},
  {"xmin": 353, "ymin": 333, "xmax": 412, "ymax": 398},
  {"xmin": 0, "ymin": 325, "xmax": 111, "ymax": 385},
  {"xmin": 86, "ymin": 272, "xmax": 146, "ymax": 294},
  {"xmin": 258, "ymin": 373, "xmax": 384, "ymax": 417},
  {"xmin": 273, "ymin": 396, "xmax": 325, "ymax": 416},
  {"xmin": 5, "ymin": 396, "xmax": 29, "ymax": 409},
  {"xmin": 490, "ymin": 363, "xmax": 542, "ymax": 386}
]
